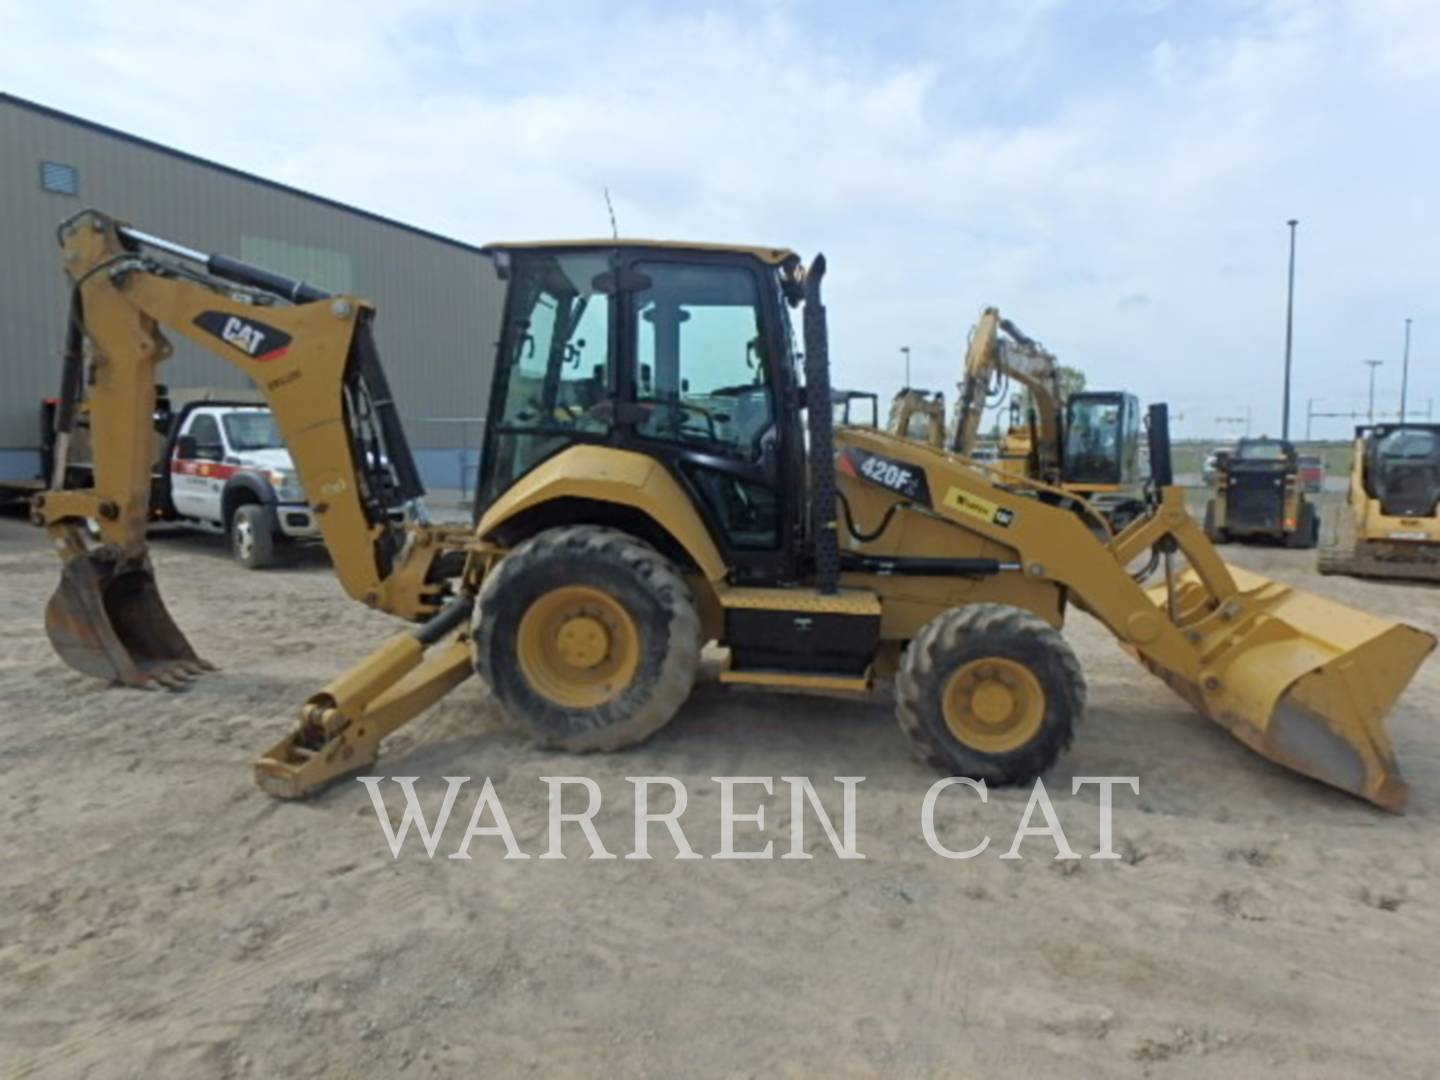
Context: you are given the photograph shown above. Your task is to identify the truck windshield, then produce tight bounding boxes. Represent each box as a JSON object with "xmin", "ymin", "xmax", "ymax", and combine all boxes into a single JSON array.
[{"xmin": 223, "ymin": 412, "xmax": 284, "ymax": 451}]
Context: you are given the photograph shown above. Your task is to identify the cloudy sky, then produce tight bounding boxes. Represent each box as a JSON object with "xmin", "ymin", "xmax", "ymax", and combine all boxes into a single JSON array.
[{"xmin": 3, "ymin": 0, "xmax": 1434, "ymax": 436}]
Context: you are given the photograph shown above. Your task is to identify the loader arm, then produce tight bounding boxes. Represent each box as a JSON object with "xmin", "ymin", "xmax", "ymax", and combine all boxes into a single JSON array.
[
  {"xmin": 951, "ymin": 308, "xmax": 1063, "ymax": 480},
  {"xmin": 838, "ymin": 422, "xmax": 1434, "ymax": 811},
  {"xmin": 34, "ymin": 210, "xmax": 472, "ymax": 688}
]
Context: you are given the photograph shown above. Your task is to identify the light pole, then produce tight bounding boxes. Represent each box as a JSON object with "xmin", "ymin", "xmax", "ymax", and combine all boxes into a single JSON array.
[
  {"xmin": 1282, "ymin": 218, "xmax": 1298, "ymax": 440},
  {"xmin": 1401, "ymin": 318, "xmax": 1413, "ymax": 422},
  {"xmin": 1364, "ymin": 359, "xmax": 1384, "ymax": 425},
  {"xmin": 900, "ymin": 346, "xmax": 911, "ymax": 388}
]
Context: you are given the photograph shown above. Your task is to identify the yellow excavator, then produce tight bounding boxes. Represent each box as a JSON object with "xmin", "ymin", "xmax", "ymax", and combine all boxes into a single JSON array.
[
  {"xmin": 33, "ymin": 211, "xmax": 1434, "ymax": 812},
  {"xmin": 893, "ymin": 309, "xmax": 1148, "ymax": 528}
]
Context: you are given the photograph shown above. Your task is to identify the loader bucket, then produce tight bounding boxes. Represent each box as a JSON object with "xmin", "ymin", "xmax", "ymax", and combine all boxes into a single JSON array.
[
  {"xmin": 1141, "ymin": 565, "xmax": 1434, "ymax": 812},
  {"xmin": 45, "ymin": 548, "xmax": 212, "ymax": 688}
]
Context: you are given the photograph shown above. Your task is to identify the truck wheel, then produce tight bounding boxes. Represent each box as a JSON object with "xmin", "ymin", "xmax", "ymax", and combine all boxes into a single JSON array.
[
  {"xmin": 473, "ymin": 525, "xmax": 701, "ymax": 752},
  {"xmin": 1203, "ymin": 500, "xmax": 1228, "ymax": 544},
  {"xmin": 1285, "ymin": 502, "xmax": 1317, "ymax": 549},
  {"xmin": 231, "ymin": 503, "xmax": 277, "ymax": 569},
  {"xmin": 896, "ymin": 603, "xmax": 1085, "ymax": 786}
]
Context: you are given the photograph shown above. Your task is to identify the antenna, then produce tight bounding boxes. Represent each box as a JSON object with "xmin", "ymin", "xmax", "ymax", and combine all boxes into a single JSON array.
[{"xmin": 604, "ymin": 187, "xmax": 619, "ymax": 240}]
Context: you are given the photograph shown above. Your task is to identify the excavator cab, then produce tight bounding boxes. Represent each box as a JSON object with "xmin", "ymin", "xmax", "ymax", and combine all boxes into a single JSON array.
[
  {"xmin": 1061, "ymin": 391, "xmax": 1141, "ymax": 488},
  {"xmin": 1059, "ymin": 391, "xmax": 1145, "ymax": 529},
  {"xmin": 1365, "ymin": 425, "xmax": 1440, "ymax": 517}
]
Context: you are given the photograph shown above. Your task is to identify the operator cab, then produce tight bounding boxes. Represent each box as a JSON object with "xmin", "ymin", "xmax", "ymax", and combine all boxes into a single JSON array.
[
  {"xmin": 478, "ymin": 241, "xmax": 807, "ymax": 584},
  {"xmin": 1363, "ymin": 424, "xmax": 1440, "ymax": 518},
  {"xmin": 1061, "ymin": 391, "xmax": 1142, "ymax": 488}
]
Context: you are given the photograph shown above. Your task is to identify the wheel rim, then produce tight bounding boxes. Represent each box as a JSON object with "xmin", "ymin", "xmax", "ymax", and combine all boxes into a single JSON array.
[
  {"xmin": 941, "ymin": 657, "xmax": 1045, "ymax": 753},
  {"xmin": 234, "ymin": 518, "xmax": 254, "ymax": 560},
  {"xmin": 516, "ymin": 585, "xmax": 640, "ymax": 708}
]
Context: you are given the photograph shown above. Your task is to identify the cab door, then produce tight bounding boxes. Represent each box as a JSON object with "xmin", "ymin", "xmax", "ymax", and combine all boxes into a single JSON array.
[
  {"xmin": 621, "ymin": 256, "xmax": 799, "ymax": 583},
  {"xmin": 171, "ymin": 411, "xmax": 226, "ymax": 522}
]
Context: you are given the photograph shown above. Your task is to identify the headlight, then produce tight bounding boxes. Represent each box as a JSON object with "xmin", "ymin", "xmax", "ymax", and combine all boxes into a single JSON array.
[{"xmin": 268, "ymin": 469, "xmax": 306, "ymax": 503}]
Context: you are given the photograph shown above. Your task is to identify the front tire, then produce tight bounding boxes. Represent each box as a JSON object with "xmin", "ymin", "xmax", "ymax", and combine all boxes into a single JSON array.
[
  {"xmin": 896, "ymin": 604, "xmax": 1085, "ymax": 786},
  {"xmin": 1286, "ymin": 501, "xmax": 1319, "ymax": 549},
  {"xmin": 473, "ymin": 526, "xmax": 701, "ymax": 752},
  {"xmin": 230, "ymin": 503, "xmax": 277, "ymax": 569}
]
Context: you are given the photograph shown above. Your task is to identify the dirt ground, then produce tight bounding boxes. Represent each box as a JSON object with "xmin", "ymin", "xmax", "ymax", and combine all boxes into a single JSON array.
[{"xmin": 2, "ymin": 511, "xmax": 1438, "ymax": 1079}]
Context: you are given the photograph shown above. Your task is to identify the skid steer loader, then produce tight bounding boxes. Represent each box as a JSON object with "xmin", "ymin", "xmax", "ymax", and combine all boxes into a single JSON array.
[
  {"xmin": 1204, "ymin": 437, "xmax": 1319, "ymax": 548},
  {"xmin": 33, "ymin": 211, "xmax": 1434, "ymax": 811},
  {"xmin": 1319, "ymin": 424, "xmax": 1440, "ymax": 580}
]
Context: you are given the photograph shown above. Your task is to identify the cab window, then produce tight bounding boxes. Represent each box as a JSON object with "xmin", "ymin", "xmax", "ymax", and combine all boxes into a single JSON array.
[
  {"xmin": 630, "ymin": 261, "xmax": 774, "ymax": 462},
  {"xmin": 482, "ymin": 251, "xmax": 613, "ymax": 505},
  {"xmin": 1064, "ymin": 398, "xmax": 1121, "ymax": 483},
  {"xmin": 185, "ymin": 413, "xmax": 223, "ymax": 455}
]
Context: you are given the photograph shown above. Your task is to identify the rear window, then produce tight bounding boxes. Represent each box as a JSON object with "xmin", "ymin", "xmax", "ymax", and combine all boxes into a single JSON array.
[
  {"xmin": 1378, "ymin": 430, "xmax": 1439, "ymax": 460},
  {"xmin": 1237, "ymin": 441, "xmax": 1287, "ymax": 461}
]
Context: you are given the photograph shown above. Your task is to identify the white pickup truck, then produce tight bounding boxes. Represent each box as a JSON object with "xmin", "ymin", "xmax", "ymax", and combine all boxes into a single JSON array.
[{"xmin": 159, "ymin": 399, "xmax": 320, "ymax": 568}]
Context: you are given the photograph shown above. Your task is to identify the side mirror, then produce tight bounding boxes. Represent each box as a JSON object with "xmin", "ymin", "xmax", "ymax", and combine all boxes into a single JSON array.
[{"xmin": 174, "ymin": 434, "xmax": 198, "ymax": 459}]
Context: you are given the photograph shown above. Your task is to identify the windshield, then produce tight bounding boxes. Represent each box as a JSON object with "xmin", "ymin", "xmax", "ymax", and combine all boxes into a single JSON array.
[
  {"xmin": 1378, "ymin": 429, "xmax": 1440, "ymax": 460},
  {"xmin": 1063, "ymin": 398, "xmax": 1121, "ymax": 482},
  {"xmin": 223, "ymin": 411, "xmax": 284, "ymax": 452},
  {"xmin": 1236, "ymin": 440, "xmax": 1287, "ymax": 462}
]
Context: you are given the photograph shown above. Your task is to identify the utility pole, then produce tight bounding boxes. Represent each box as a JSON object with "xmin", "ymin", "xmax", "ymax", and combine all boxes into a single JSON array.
[
  {"xmin": 1364, "ymin": 359, "xmax": 1384, "ymax": 425},
  {"xmin": 900, "ymin": 346, "xmax": 911, "ymax": 389},
  {"xmin": 1401, "ymin": 317, "xmax": 1412, "ymax": 422},
  {"xmin": 1282, "ymin": 218, "xmax": 1298, "ymax": 439}
]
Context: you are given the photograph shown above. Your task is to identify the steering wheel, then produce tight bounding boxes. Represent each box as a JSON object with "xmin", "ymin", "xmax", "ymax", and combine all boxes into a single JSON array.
[
  {"xmin": 517, "ymin": 398, "xmax": 589, "ymax": 427},
  {"xmin": 707, "ymin": 382, "xmax": 766, "ymax": 398},
  {"xmin": 636, "ymin": 398, "xmax": 718, "ymax": 441}
]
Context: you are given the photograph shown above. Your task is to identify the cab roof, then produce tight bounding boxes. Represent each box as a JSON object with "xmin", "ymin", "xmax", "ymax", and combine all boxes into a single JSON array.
[{"xmin": 482, "ymin": 239, "xmax": 798, "ymax": 266}]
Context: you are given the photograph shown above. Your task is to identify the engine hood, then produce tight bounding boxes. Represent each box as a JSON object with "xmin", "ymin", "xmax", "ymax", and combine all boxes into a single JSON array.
[{"xmin": 232, "ymin": 448, "xmax": 295, "ymax": 471}]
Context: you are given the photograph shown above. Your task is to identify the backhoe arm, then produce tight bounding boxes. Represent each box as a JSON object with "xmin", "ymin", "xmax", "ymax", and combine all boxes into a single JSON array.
[{"xmin": 34, "ymin": 210, "xmax": 468, "ymax": 687}]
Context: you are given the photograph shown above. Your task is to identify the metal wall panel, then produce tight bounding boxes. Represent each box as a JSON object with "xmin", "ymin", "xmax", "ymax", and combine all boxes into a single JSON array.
[{"xmin": 0, "ymin": 95, "xmax": 503, "ymax": 489}]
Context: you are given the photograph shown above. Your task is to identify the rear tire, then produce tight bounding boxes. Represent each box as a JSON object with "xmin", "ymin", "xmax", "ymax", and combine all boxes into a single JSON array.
[
  {"xmin": 230, "ymin": 503, "xmax": 277, "ymax": 569},
  {"xmin": 473, "ymin": 526, "xmax": 701, "ymax": 752},
  {"xmin": 1286, "ymin": 501, "xmax": 1319, "ymax": 549},
  {"xmin": 896, "ymin": 603, "xmax": 1085, "ymax": 786}
]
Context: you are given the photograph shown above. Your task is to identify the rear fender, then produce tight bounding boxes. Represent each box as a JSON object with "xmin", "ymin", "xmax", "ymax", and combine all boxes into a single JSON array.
[{"xmin": 476, "ymin": 446, "xmax": 728, "ymax": 583}]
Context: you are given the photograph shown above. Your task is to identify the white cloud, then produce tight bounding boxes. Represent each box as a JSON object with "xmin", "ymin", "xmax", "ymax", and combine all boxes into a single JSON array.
[{"xmin": 1, "ymin": 0, "xmax": 1435, "ymax": 435}]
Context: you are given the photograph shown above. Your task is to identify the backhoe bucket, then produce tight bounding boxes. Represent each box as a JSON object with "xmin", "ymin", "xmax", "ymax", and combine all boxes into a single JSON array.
[
  {"xmin": 1141, "ymin": 566, "xmax": 1433, "ymax": 811},
  {"xmin": 45, "ymin": 548, "xmax": 212, "ymax": 688}
]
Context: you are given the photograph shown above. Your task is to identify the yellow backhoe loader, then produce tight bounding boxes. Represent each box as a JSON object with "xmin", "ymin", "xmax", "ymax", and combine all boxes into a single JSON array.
[
  {"xmin": 33, "ymin": 211, "xmax": 1434, "ymax": 812},
  {"xmin": 1319, "ymin": 424, "xmax": 1440, "ymax": 580}
]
